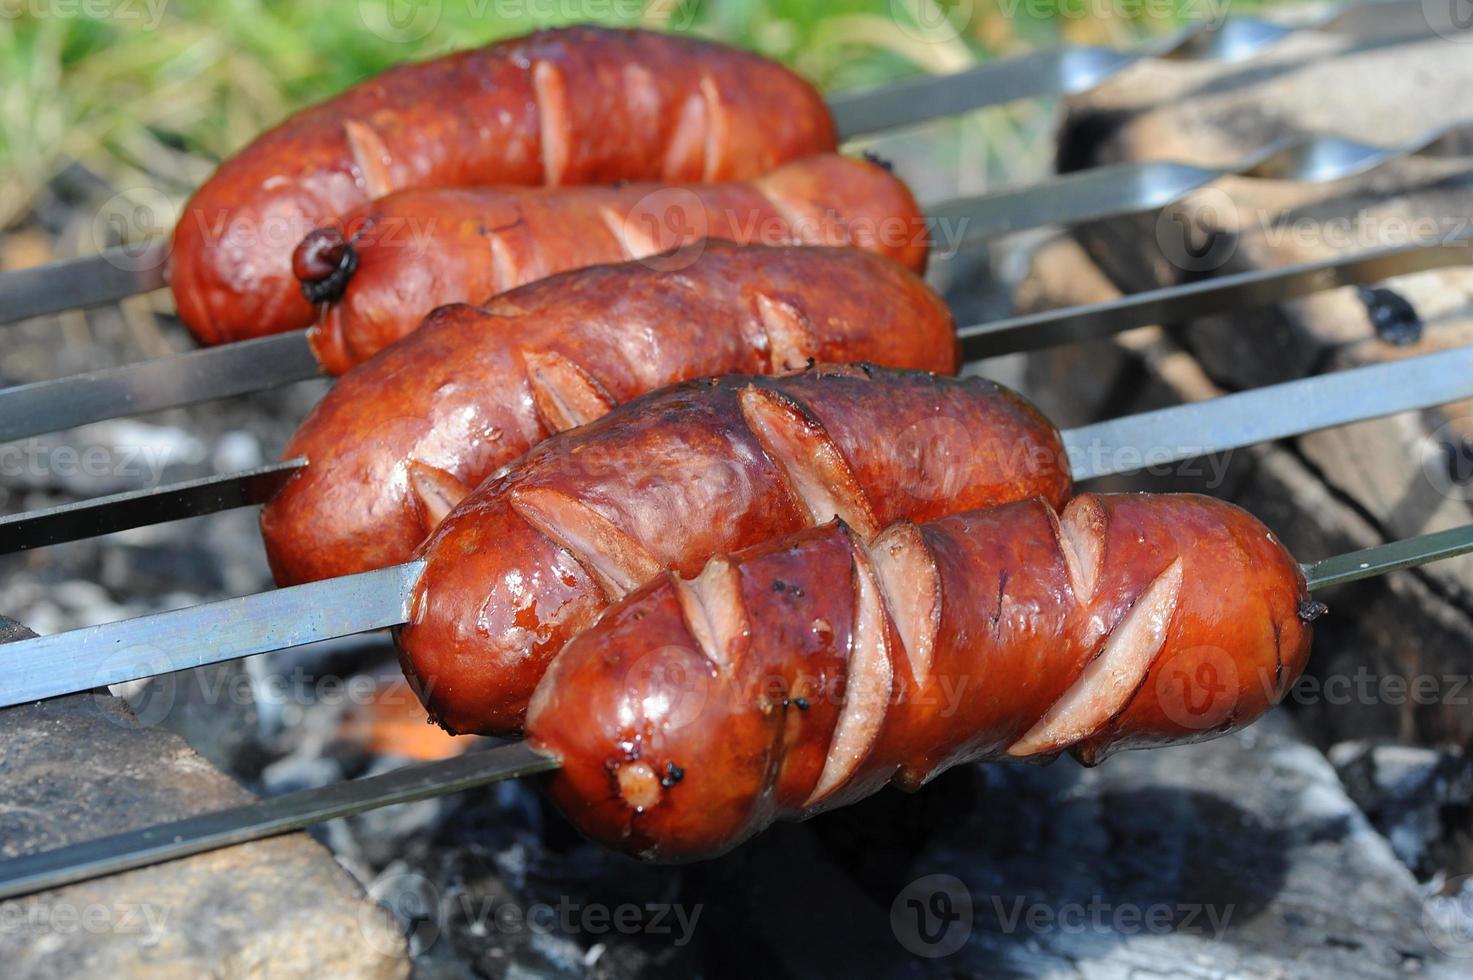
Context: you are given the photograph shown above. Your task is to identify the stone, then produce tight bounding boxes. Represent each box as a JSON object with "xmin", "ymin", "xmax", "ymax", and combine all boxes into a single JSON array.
[{"xmin": 0, "ymin": 618, "xmax": 409, "ymax": 978}]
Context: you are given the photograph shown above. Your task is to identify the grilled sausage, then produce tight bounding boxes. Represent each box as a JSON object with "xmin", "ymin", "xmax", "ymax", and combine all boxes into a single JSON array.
[
  {"xmin": 297, "ymin": 154, "xmax": 928, "ymax": 370},
  {"xmin": 527, "ymin": 493, "xmax": 1315, "ymax": 861},
  {"xmin": 394, "ymin": 365, "xmax": 1071, "ymax": 735},
  {"xmin": 261, "ymin": 243, "xmax": 958, "ymax": 585},
  {"xmin": 169, "ymin": 26, "xmax": 837, "ymax": 346}
]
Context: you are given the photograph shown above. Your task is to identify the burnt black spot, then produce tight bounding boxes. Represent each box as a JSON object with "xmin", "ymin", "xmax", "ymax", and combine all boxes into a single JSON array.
[
  {"xmin": 772, "ymin": 579, "xmax": 786, "ymax": 592},
  {"xmin": 860, "ymin": 150, "xmax": 894, "ymax": 172},
  {"xmin": 1358, "ymin": 286, "xmax": 1422, "ymax": 346},
  {"xmin": 661, "ymin": 761, "xmax": 684, "ymax": 787},
  {"xmin": 294, "ymin": 228, "xmax": 359, "ymax": 305},
  {"xmin": 1298, "ymin": 599, "xmax": 1328, "ymax": 623}
]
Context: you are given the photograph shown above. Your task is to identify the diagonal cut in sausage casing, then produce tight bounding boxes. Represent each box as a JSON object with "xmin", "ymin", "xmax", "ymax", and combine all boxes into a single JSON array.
[
  {"xmin": 260, "ymin": 243, "xmax": 958, "ymax": 586},
  {"xmin": 394, "ymin": 364, "xmax": 1071, "ymax": 735},
  {"xmin": 170, "ymin": 26, "xmax": 837, "ymax": 345},
  {"xmin": 527, "ymin": 493, "xmax": 1314, "ymax": 861},
  {"xmin": 299, "ymin": 154, "xmax": 928, "ymax": 369}
]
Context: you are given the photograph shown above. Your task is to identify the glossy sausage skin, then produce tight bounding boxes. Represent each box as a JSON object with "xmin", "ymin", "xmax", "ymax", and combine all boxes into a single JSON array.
[
  {"xmin": 528, "ymin": 493, "xmax": 1315, "ymax": 861},
  {"xmin": 302, "ymin": 154, "xmax": 928, "ymax": 370},
  {"xmin": 261, "ymin": 243, "xmax": 959, "ymax": 585},
  {"xmin": 170, "ymin": 26, "xmax": 837, "ymax": 346},
  {"xmin": 395, "ymin": 365, "xmax": 1070, "ymax": 736}
]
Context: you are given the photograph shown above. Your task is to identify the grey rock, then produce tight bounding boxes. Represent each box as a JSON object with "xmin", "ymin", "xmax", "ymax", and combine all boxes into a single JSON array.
[{"xmin": 0, "ymin": 619, "xmax": 410, "ymax": 978}]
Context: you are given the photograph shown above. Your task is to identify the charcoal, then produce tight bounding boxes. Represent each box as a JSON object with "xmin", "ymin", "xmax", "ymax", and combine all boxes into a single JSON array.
[{"xmin": 1331, "ymin": 741, "xmax": 1473, "ymax": 878}]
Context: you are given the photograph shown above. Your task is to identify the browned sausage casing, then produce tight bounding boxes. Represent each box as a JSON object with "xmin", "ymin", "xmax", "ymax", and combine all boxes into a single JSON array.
[
  {"xmin": 527, "ymin": 493, "xmax": 1314, "ymax": 861},
  {"xmin": 301, "ymin": 154, "xmax": 927, "ymax": 372},
  {"xmin": 395, "ymin": 365, "xmax": 1071, "ymax": 736},
  {"xmin": 261, "ymin": 243, "xmax": 958, "ymax": 586},
  {"xmin": 170, "ymin": 26, "xmax": 837, "ymax": 346}
]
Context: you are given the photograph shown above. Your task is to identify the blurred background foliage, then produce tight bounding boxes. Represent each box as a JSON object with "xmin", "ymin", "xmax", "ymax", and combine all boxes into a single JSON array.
[{"xmin": 0, "ymin": 0, "xmax": 1288, "ymax": 234}]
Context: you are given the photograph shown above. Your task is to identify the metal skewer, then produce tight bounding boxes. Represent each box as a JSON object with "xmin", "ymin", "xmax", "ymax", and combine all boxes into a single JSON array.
[
  {"xmin": 828, "ymin": 0, "xmax": 1430, "ymax": 137},
  {"xmin": 0, "ymin": 459, "xmax": 303, "ymax": 554},
  {"xmin": 0, "ymin": 740, "xmax": 557, "ymax": 903},
  {"xmin": 6, "ymin": 343, "xmax": 1473, "ymax": 705},
  {"xmin": 3, "ymin": 516, "xmax": 1471, "ymax": 902},
  {"xmin": 4, "ymin": 229, "xmax": 1469, "ymax": 446},
  {"xmin": 0, "ymin": 0, "xmax": 1443, "ymax": 327},
  {"xmin": 929, "ymin": 119, "xmax": 1473, "ymax": 245}
]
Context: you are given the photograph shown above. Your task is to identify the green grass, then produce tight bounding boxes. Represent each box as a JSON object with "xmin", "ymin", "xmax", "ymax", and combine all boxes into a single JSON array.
[{"xmin": 0, "ymin": 0, "xmax": 1299, "ymax": 229}]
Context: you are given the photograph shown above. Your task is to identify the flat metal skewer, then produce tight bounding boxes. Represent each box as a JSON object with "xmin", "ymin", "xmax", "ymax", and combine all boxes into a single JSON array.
[
  {"xmin": 1305, "ymin": 523, "xmax": 1473, "ymax": 589},
  {"xmin": 0, "ymin": 332, "xmax": 325, "ymax": 443},
  {"xmin": 3, "ymin": 514, "xmax": 1470, "ymax": 902},
  {"xmin": 830, "ymin": 0, "xmax": 1430, "ymax": 137},
  {"xmin": 0, "ymin": 740, "xmax": 558, "ymax": 903},
  {"xmin": 0, "ymin": 459, "xmax": 304, "ymax": 554},
  {"xmin": 958, "ymin": 236, "xmax": 1473, "ymax": 358},
  {"xmin": 7, "ymin": 343, "xmax": 1473, "ymax": 555},
  {"xmin": 4, "ymin": 230, "xmax": 1469, "ymax": 445},
  {"xmin": 0, "ymin": 247, "xmax": 168, "ymax": 324},
  {"xmin": 5, "ymin": 344, "xmax": 1473, "ymax": 705},
  {"xmin": 929, "ymin": 119, "xmax": 1473, "ymax": 246}
]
